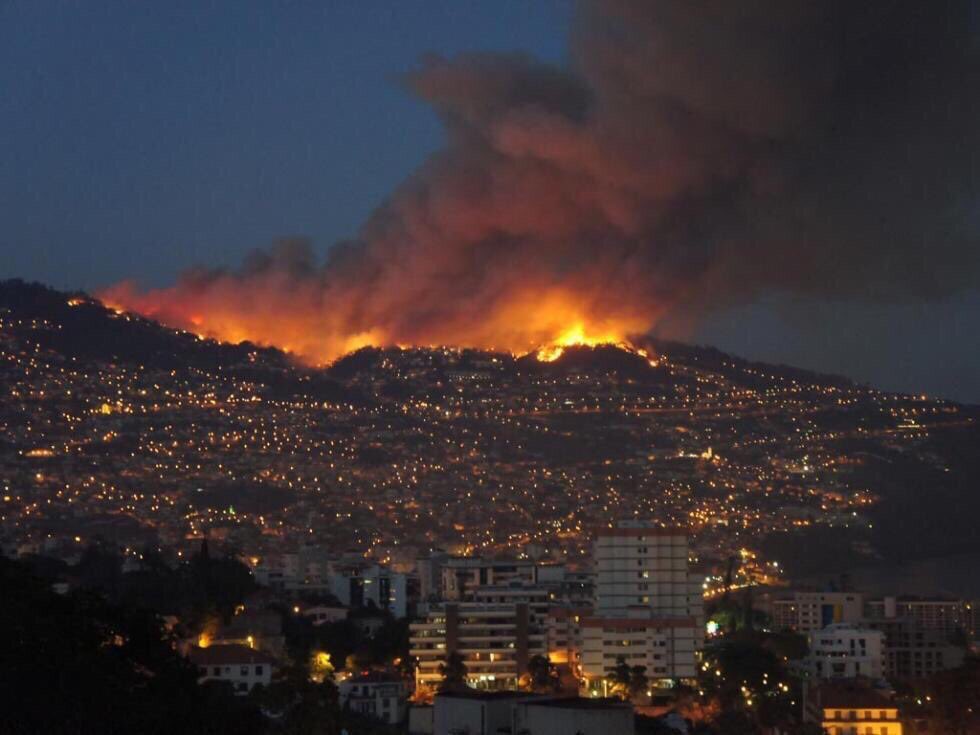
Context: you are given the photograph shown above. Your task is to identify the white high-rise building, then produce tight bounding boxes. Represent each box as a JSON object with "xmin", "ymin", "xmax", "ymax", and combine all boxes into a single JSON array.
[
  {"xmin": 572, "ymin": 522, "xmax": 704, "ymax": 689},
  {"xmin": 593, "ymin": 522, "xmax": 702, "ymax": 619}
]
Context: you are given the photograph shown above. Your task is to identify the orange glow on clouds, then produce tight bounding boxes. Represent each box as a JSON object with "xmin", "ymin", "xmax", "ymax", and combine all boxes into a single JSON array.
[{"xmin": 100, "ymin": 279, "xmax": 654, "ymax": 365}]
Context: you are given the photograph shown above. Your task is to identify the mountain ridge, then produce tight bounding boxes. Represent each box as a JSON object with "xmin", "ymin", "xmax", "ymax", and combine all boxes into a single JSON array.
[
  {"xmin": 0, "ymin": 278, "xmax": 881, "ymax": 400},
  {"xmin": 2, "ymin": 277, "xmax": 977, "ymax": 577}
]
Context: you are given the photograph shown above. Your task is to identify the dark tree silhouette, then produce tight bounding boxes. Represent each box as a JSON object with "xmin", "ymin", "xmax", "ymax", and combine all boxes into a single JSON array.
[
  {"xmin": 527, "ymin": 654, "xmax": 560, "ymax": 692},
  {"xmin": 0, "ymin": 555, "xmax": 263, "ymax": 735},
  {"xmin": 439, "ymin": 650, "xmax": 468, "ymax": 691}
]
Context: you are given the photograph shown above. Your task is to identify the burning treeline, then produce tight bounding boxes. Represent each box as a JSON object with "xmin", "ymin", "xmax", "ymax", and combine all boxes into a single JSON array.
[{"xmin": 101, "ymin": 0, "xmax": 980, "ymax": 365}]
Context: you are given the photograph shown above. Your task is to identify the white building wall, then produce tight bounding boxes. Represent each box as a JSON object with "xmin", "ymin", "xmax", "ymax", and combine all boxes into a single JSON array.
[{"xmin": 807, "ymin": 624, "xmax": 884, "ymax": 680}]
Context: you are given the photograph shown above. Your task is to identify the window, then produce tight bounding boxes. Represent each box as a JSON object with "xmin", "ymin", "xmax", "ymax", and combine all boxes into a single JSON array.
[
  {"xmin": 255, "ymin": 666, "xmax": 263, "ymax": 676},
  {"xmin": 213, "ymin": 667, "xmax": 221, "ymax": 677},
  {"xmin": 241, "ymin": 666, "xmax": 250, "ymax": 676}
]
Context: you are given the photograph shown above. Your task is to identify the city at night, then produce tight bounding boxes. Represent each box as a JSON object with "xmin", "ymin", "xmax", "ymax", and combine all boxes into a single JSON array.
[{"xmin": 2, "ymin": 2, "xmax": 979, "ymax": 734}]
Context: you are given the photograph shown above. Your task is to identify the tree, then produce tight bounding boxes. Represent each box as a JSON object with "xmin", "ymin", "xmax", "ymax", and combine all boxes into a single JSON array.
[
  {"xmin": 609, "ymin": 656, "xmax": 648, "ymax": 701},
  {"xmin": 711, "ymin": 710, "xmax": 761, "ymax": 735},
  {"xmin": 610, "ymin": 656, "xmax": 633, "ymax": 699},
  {"xmin": 0, "ymin": 555, "xmax": 264, "ymax": 734},
  {"xmin": 527, "ymin": 654, "xmax": 560, "ymax": 692},
  {"xmin": 257, "ymin": 664, "xmax": 343, "ymax": 735},
  {"xmin": 922, "ymin": 656, "xmax": 980, "ymax": 735},
  {"xmin": 439, "ymin": 650, "xmax": 468, "ymax": 691},
  {"xmin": 628, "ymin": 664, "xmax": 649, "ymax": 701}
]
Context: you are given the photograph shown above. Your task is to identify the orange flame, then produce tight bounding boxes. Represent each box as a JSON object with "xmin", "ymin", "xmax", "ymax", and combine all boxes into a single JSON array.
[{"xmin": 99, "ymin": 280, "xmax": 656, "ymax": 366}]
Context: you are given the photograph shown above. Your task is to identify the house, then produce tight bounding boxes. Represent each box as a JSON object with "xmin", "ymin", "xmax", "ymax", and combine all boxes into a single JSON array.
[
  {"xmin": 301, "ymin": 604, "xmax": 348, "ymax": 626},
  {"xmin": 805, "ymin": 683, "xmax": 903, "ymax": 735},
  {"xmin": 189, "ymin": 644, "xmax": 277, "ymax": 694},
  {"xmin": 338, "ymin": 672, "xmax": 409, "ymax": 725}
]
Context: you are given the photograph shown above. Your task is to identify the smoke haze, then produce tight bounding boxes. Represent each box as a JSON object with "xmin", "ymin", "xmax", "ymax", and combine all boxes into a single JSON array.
[{"xmin": 102, "ymin": 0, "xmax": 980, "ymax": 364}]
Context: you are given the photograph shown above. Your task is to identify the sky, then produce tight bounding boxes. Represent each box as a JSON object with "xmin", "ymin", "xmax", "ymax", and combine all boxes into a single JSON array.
[{"xmin": 1, "ymin": 0, "xmax": 978, "ymax": 402}]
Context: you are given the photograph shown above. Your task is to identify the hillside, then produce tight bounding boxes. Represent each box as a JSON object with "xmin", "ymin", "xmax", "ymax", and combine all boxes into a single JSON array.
[{"xmin": 1, "ymin": 279, "xmax": 977, "ymax": 579}]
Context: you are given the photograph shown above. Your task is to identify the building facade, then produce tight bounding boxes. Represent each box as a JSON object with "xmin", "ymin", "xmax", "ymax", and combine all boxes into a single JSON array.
[
  {"xmin": 807, "ymin": 624, "xmax": 884, "ymax": 680},
  {"xmin": 806, "ymin": 684, "xmax": 903, "ymax": 735},
  {"xmin": 575, "ymin": 523, "xmax": 703, "ymax": 688},
  {"xmin": 864, "ymin": 617, "xmax": 965, "ymax": 680},
  {"xmin": 771, "ymin": 591, "xmax": 865, "ymax": 633},
  {"xmin": 338, "ymin": 673, "xmax": 408, "ymax": 725},
  {"xmin": 410, "ymin": 602, "xmax": 547, "ymax": 689},
  {"xmin": 189, "ymin": 644, "xmax": 277, "ymax": 694},
  {"xmin": 865, "ymin": 596, "xmax": 974, "ymax": 638}
]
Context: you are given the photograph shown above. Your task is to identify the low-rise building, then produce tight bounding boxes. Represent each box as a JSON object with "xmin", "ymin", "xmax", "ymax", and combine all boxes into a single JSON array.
[
  {"xmin": 806, "ymin": 683, "xmax": 903, "ymax": 735},
  {"xmin": 432, "ymin": 691, "xmax": 633, "ymax": 735},
  {"xmin": 301, "ymin": 604, "xmax": 348, "ymax": 626},
  {"xmin": 807, "ymin": 624, "xmax": 884, "ymax": 680},
  {"xmin": 189, "ymin": 644, "xmax": 277, "ymax": 694},
  {"xmin": 338, "ymin": 672, "xmax": 408, "ymax": 725}
]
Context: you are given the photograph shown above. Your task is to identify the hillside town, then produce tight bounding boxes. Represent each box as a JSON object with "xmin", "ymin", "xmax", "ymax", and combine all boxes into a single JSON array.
[
  {"xmin": 7, "ymin": 517, "xmax": 979, "ymax": 734},
  {"xmin": 3, "ymin": 284, "xmax": 976, "ymax": 588},
  {"xmin": 2, "ymin": 285, "xmax": 980, "ymax": 733}
]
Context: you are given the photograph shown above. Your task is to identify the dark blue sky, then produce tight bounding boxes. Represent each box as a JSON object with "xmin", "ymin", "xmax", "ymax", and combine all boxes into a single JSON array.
[{"xmin": 2, "ymin": 1, "xmax": 977, "ymax": 402}]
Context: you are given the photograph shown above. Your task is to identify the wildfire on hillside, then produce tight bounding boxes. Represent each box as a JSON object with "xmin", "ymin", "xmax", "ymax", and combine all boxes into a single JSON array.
[{"xmin": 99, "ymin": 280, "xmax": 654, "ymax": 366}]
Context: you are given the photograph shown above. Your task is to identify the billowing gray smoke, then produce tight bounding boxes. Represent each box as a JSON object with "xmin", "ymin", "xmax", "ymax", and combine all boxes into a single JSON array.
[{"xmin": 103, "ymin": 0, "xmax": 980, "ymax": 364}]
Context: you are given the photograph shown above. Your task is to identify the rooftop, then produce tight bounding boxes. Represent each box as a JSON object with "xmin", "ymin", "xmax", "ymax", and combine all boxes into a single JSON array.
[
  {"xmin": 524, "ymin": 697, "xmax": 631, "ymax": 711},
  {"xmin": 435, "ymin": 690, "xmax": 540, "ymax": 702},
  {"xmin": 189, "ymin": 644, "xmax": 278, "ymax": 667},
  {"xmin": 817, "ymin": 684, "xmax": 898, "ymax": 711}
]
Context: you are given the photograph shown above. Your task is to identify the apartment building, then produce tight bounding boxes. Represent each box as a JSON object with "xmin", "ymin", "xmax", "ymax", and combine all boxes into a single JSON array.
[
  {"xmin": 579, "ymin": 616, "xmax": 700, "ymax": 685},
  {"xmin": 865, "ymin": 596, "xmax": 974, "ymax": 638},
  {"xmin": 409, "ymin": 602, "xmax": 547, "ymax": 689},
  {"xmin": 864, "ymin": 617, "xmax": 965, "ymax": 679},
  {"xmin": 329, "ymin": 562, "xmax": 408, "ymax": 618},
  {"xmin": 771, "ymin": 591, "xmax": 865, "ymax": 633},
  {"xmin": 576, "ymin": 522, "xmax": 704, "ymax": 688},
  {"xmin": 440, "ymin": 557, "xmax": 538, "ymax": 600},
  {"xmin": 807, "ymin": 624, "xmax": 884, "ymax": 680}
]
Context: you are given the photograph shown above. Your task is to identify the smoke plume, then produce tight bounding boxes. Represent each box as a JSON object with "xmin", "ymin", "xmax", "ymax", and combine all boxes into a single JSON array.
[{"xmin": 102, "ymin": 0, "xmax": 980, "ymax": 364}]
